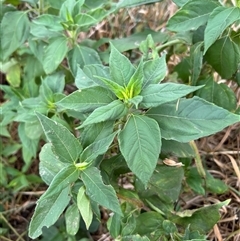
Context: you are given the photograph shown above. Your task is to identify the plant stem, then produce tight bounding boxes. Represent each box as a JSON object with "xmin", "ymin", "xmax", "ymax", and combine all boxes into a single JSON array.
[
  {"xmin": 156, "ymin": 39, "xmax": 183, "ymax": 52},
  {"xmin": 0, "ymin": 213, "xmax": 25, "ymax": 241}
]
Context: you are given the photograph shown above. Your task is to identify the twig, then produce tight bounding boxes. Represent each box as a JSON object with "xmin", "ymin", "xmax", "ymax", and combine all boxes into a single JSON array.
[{"xmin": 0, "ymin": 214, "xmax": 25, "ymax": 241}]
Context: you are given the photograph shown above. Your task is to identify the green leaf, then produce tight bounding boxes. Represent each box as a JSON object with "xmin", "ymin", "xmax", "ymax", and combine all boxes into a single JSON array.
[
  {"xmin": 40, "ymin": 165, "xmax": 79, "ymax": 199},
  {"xmin": 56, "ymin": 86, "xmax": 115, "ymax": 113},
  {"xmin": 142, "ymin": 55, "xmax": 167, "ymax": 88},
  {"xmin": 65, "ymin": 204, "xmax": 80, "ymax": 235},
  {"xmin": 204, "ymin": 6, "xmax": 240, "ymax": 53},
  {"xmin": 39, "ymin": 143, "xmax": 67, "ymax": 185},
  {"xmin": 190, "ymin": 42, "xmax": 203, "ymax": 86},
  {"xmin": 146, "ymin": 96, "xmax": 240, "ymax": 142},
  {"xmin": 140, "ymin": 83, "xmax": 202, "ymax": 108},
  {"xmin": 80, "ymin": 121, "xmax": 114, "ymax": 149},
  {"xmin": 1, "ymin": 11, "xmax": 30, "ymax": 60},
  {"xmin": 80, "ymin": 131, "xmax": 118, "ymax": 163},
  {"xmin": 80, "ymin": 100, "xmax": 128, "ymax": 128},
  {"xmin": 36, "ymin": 113, "xmax": 83, "ymax": 163},
  {"xmin": 95, "ymin": 76, "xmax": 127, "ymax": 99},
  {"xmin": 6, "ymin": 63, "xmax": 21, "ymax": 87},
  {"xmin": 206, "ymin": 171, "xmax": 228, "ymax": 194},
  {"xmin": 67, "ymin": 45, "xmax": 101, "ymax": 76},
  {"xmin": 161, "ymin": 139, "xmax": 195, "ymax": 158},
  {"xmin": 32, "ymin": 14, "xmax": 63, "ymax": 31},
  {"xmin": 125, "ymin": 60, "xmax": 144, "ymax": 98},
  {"xmin": 195, "ymin": 77, "xmax": 237, "ymax": 111},
  {"xmin": 109, "ymin": 43, "xmax": 135, "ymax": 86},
  {"xmin": 77, "ymin": 186, "xmax": 93, "ymax": 229},
  {"xmin": 81, "ymin": 166, "xmax": 122, "ymax": 215},
  {"xmin": 186, "ymin": 167, "xmax": 205, "ymax": 195},
  {"xmin": 167, "ymin": 0, "xmax": 220, "ymax": 32},
  {"xmin": 122, "ymin": 235, "xmax": 150, "ymax": 241},
  {"xmin": 117, "ymin": 0, "xmax": 162, "ymax": 9},
  {"xmin": 44, "ymin": 72, "xmax": 65, "ymax": 93},
  {"xmin": 118, "ymin": 115, "xmax": 161, "ymax": 185},
  {"xmin": 107, "ymin": 213, "xmax": 122, "ymax": 238},
  {"xmin": 205, "ymin": 36, "xmax": 240, "ymax": 79},
  {"xmin": 147, "ymin": 165, "xmax": 184, "ymax": 203},
  {"xmin": 43, "ymin": 36, "xmax": 69, "ymax": 74},
  {"xmin": 134, "ymin": 212, "xmax": 164, "ymax": 236},
  {"xmin": 28, "ymin": 187, "xmax": 70, "ymax": 239},
  {"xmin": 171, "ymin": 200, "xmax": 230, "ymax": 233}
]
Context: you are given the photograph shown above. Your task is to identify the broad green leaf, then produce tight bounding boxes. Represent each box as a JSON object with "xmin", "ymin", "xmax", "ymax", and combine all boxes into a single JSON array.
[
  {"xmin": 65, "ymin": 204, "xmax": 80, "ymax": 235},
  {"xmin": 142, "ymin": 56, "xmax": 167, "ymax": 88},
  {"xmin": 18, "ymin": 123, "xmax": 38, "ymax": 159},
  {"xmin": 206, "ymin": 171, "xmax": 228, "ymax": 194},
  {"xmin": 80, "ymin": 100, "xmax": 128, "ymax": 128},
  {"xmin": 171, "ymin": 200, "xmax": 230, "ymax": 233},
  {"xmin": 186, "ymin": 167, "xmax": 205, "ymax": 195},
  {"xmin": 121, "ymin": 213, "xmax": 137, "ymax": 236},
  {"xmin": 118, "ymin": 115, "xmax": 161, "ymax": 185},
  {"xmin": 74, "ymin": 13, "xmax": 98, "ymax": 27},
  {"xmin": 24, "ymin": 55, "xmax": 45, "ymax": 81},
  {"xmin": 24, "ymin": 120, "xmax": 43, "ymax": 140},
  {"xmin": 67, "ymin": 45, "xmax": 101, "ymax": 76},
  {"xmin": 128, "ymin": 95, "xmax": 143, "ymax": 109},
  {"xmin": 140, "ymin": 83, "xmax": 202, "ymax": 108},
  {"xmin": 109, "ymin": 43, "xmax": 135, "ymax": 86},
  {"xmin": 56, "ymin": 86, "xmax": 115, "ymax": 113},
  {"xmin": 30, "ymin": 23, "xmax": 62, "ymax": 39},
  {"xmin": 77, "ymin": 186, "xmax": 93, "ymax": 229},
  {"xmin": 75, "ymin": 67, "xmax": 97, "ymax": 89},
  {"xmin": 148, "ymin": 165, "xmax": 184, "ymax": 203},
  {"xmin": 190, "ymin": 42, "xmax": 203, "ymax": 86},
  {"xmin": 134, "ymin": 212, "xmax": 164, "ymax": 236},
  {"xmin": 46, "ymin": 0, "xmax": 66, "ymax": 9},
  {"xmin": 122, "ymin": 235, "xmax": 150, "ymax": 241},
  {"xmin": 172, "ymin": 0, "xmax": 188, "ymax": 7},
  {"xmin": 5, "ymin": 63, "xmax": 21, "ymax": 87},
  {"xmin": 40, "ymin": 165, "xmax": 79, "ymax": 199},
  {"xmin": 80, "ymin": 131, "xmax": 118, "ymax": 163},
  {"xmin": 195, "ymin": 77, "xmax": 237, "ymax": 111},
  {"xmin": 44, "ymin": 72, "xmax": 65, "ymax": 93},
  {"xmin": 59, "ymin": 0, "xmax": 76, "ymax": 21},
  {"xmin": 81, "ymin": 166, "xmax": 122, "ymax": 215},
  {"xmin": 125, "ymin": 60, "xmax": 144, "ymax": 98},
  {"xmin": 117, "ymin": 0, "xmax": 162, "ymax": 8},
  {"xmin": 32, "ymin": 14, "xmax": 63, "ymax": 31},
  {"xmin": 39, "ymin": 143, "xmax": 67, "ymax": 185},
  {"xmin": 205, "ymin": 36, "xmax": 240, "ymax": 79},
  {"xmin": 80, "ymin": 121, "xmax": 114, "ymax": 148},
  {"xmin": 43, "ymin": 36, "xmax": 69, "ymax": 74},
  {"xmin": 107, "ymin": 213, "xmax": 122, "ymax": 238},
  {"xmin": 146, "ymin": 96, "xmax": 240, "ymax": 142},
  {"xmin": 167, "ymin": 0, "xmax": 220, "ymax": 32},
  {"xmin": 36, "ymin": 113, "xmax": 82, "ymax": 163},
  {"xmin": 161, "ymin": 139, "xmax": 195, "ymax": 158},
  {"xmin": 204, "ymin": 6, "xmax": 240, "ymax": 53},
  {"xmin": 28, "ymin": 187, "xmax": 70, "ymax": 239},
  {"xmin": 1, "ymin": 11, "xmax": 30, "ymax": 60}
]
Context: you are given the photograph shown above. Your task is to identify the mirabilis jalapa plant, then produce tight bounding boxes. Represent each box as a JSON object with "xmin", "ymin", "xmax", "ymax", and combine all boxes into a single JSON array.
[{"xmin": 29, "ymin": 42, "xmax": 240, "ymax": 240}]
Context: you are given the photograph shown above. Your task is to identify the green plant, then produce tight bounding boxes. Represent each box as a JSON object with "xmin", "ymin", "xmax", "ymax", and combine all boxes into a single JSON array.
[
  {"xmin": 1, "ymin": 0, "xmax": 240, "ymax": 240},
  {"xmin": 28, "ymin": 41, "xmax": 239, "ymax": 240}
]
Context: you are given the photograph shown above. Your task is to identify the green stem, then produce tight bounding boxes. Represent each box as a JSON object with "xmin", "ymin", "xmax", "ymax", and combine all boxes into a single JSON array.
[
  {"xmin": 190, "ymin": 140, "xmax": 206, "ymax": 179},
  {"xmin": 156, "ymin": 39, "xmax": 183, "ymax": 52}
]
